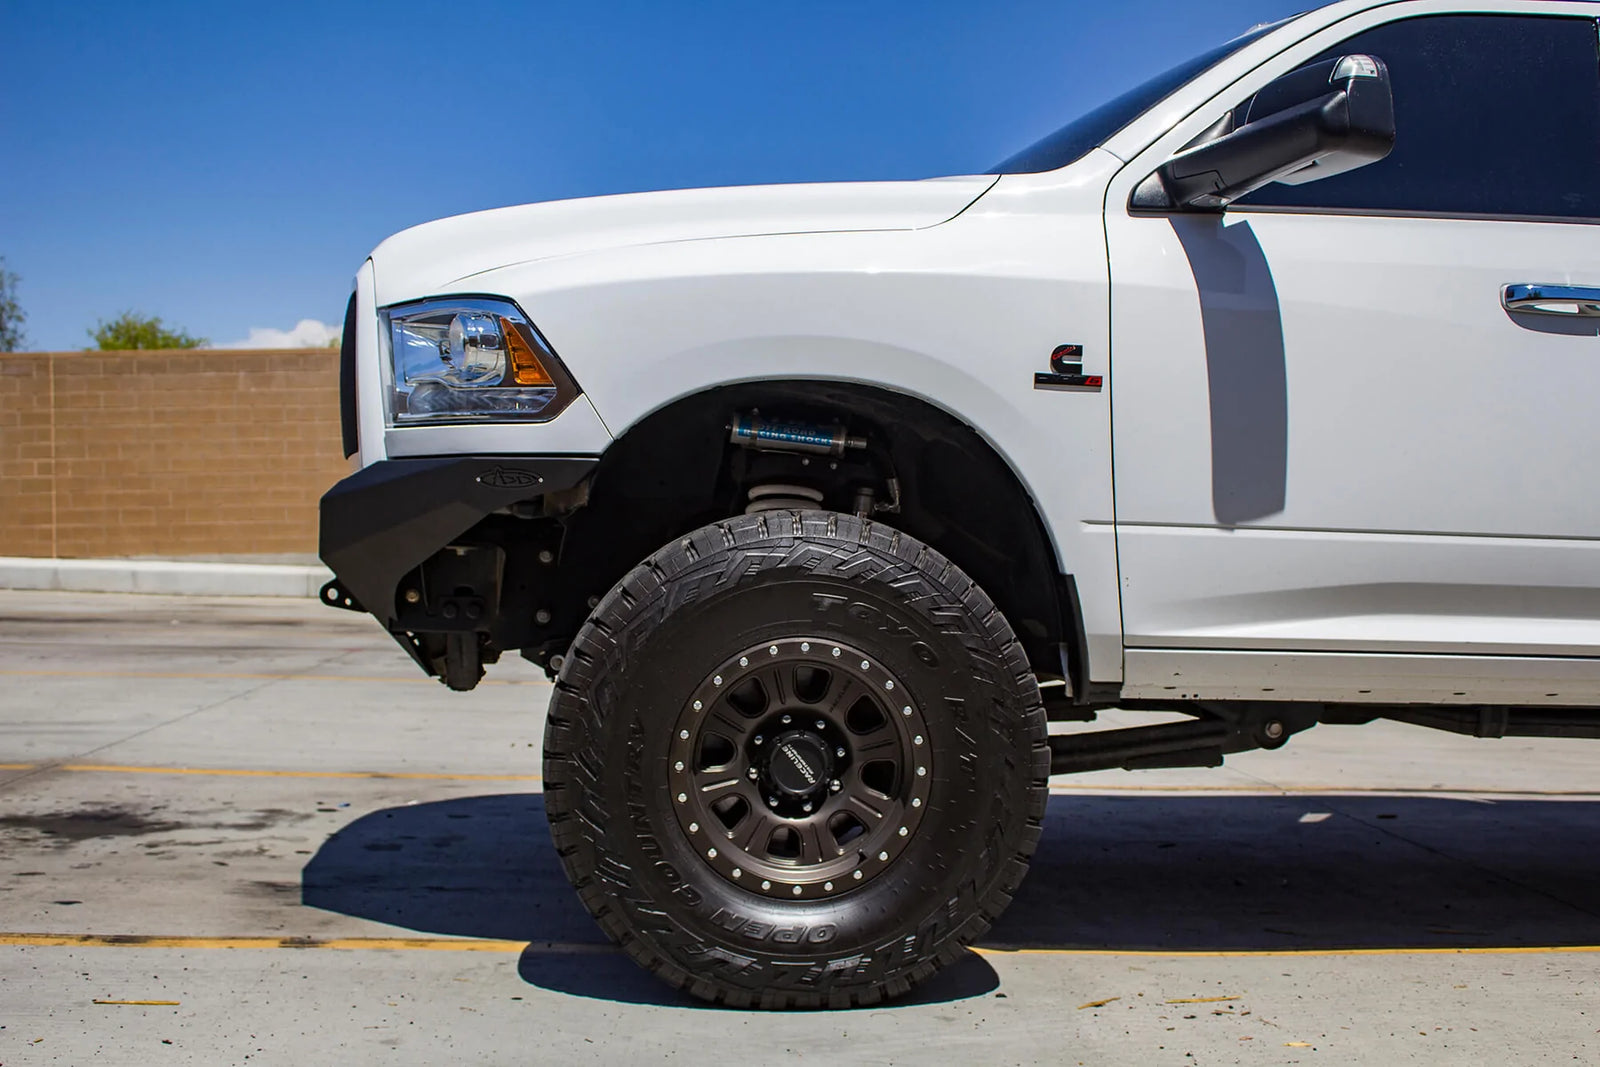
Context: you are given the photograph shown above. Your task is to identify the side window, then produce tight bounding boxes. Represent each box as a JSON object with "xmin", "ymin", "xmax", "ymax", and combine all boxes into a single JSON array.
[{"xmin": 1235, "ymin": 14, "xmax": 1600, "ymax": 219}]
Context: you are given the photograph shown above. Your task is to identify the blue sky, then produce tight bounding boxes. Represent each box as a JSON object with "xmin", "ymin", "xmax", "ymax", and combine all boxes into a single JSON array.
[{"xmin": 1, "ymin": 0, "xmax": 1305, "ymax": 351}]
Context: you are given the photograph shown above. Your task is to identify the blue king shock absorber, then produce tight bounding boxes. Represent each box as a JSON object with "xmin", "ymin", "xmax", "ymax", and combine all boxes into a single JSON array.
[{"xmin": 729, "ymin": 415, "xmax": 864, "ymax": 456}]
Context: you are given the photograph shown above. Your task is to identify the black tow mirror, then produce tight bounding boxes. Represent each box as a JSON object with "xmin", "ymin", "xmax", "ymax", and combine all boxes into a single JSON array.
[{"xmin": 1133, "ymin": 54, "xmax": 1396, "ymax": 211}]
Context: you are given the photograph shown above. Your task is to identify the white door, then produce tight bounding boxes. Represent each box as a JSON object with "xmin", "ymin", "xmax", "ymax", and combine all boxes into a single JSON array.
[{"xmin": 1106, "ymin": 6, "xmax": 1600, "ymax": 702}]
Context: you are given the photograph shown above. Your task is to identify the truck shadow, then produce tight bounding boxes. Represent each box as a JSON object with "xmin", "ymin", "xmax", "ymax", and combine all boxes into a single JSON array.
[{"xmin": 302, "ymin": 791, "xmax": 1600, "ymax": 1007}]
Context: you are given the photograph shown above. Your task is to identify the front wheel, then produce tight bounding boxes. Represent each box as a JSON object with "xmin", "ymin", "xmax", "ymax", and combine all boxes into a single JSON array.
[{"xmin": 542, "ymin": 510, "xmax": 1048, "ymax": 1008}]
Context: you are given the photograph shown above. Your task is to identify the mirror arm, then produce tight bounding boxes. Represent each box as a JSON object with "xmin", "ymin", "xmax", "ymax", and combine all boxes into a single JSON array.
[
  {"xmin": 1151, "ymin": 91, "xmax": 1349, "ymax": 211},
  {"xmin": 1130, "ymin": 52, "xmax": 1394, "ymax": 215}
]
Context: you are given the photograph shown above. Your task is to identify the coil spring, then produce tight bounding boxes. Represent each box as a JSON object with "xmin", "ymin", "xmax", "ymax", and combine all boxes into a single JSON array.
[{"xmin": 744, "ymin": 483, "xmax": 825, "ymax": 514}]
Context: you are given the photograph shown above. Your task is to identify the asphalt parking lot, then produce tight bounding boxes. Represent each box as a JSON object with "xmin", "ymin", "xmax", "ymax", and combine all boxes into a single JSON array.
[{"xmin": 2, "ymin": 590, "xmax": 1598, "ymax": 1064}]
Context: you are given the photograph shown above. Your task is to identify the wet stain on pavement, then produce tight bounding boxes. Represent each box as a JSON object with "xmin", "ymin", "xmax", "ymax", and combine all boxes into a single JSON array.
[
  {"xmin": 0, "ymin": 805, "xmax": 314, "ymax": 849},
  {"xmin": 0, "ymin": 807, "xmax": 185, "ymax": 843},
  {"xmin": 212, "ymin": 809, "xmax": 313, "ymax": 832}
]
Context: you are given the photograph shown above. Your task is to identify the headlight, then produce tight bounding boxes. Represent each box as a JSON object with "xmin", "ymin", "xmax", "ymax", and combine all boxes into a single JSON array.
[{"xmin": 382, "ymin": 296, "xmax": 576, "ymax": 425}]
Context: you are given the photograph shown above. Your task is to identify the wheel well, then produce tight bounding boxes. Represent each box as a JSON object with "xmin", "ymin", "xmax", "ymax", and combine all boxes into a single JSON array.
[{"xmin": 526, "ymin": 381, "xmax": 1079, "ymax": 684}]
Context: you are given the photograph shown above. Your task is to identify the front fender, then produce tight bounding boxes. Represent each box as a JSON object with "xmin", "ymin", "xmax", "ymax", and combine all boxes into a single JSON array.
[{"xmin": 359, "ymin": 155, "xmax": 1128, "ymax": 682}]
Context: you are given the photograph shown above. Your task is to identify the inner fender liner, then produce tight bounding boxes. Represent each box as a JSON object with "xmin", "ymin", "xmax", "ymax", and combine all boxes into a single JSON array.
[{"xmin": 319, "ymin": 455, "xmax": 597, "ymax": 627}]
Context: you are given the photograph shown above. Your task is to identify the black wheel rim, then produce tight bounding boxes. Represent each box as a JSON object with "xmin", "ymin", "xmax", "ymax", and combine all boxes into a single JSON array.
[{"xmin": 668, "ymin": 637, "xmax": 933, "ymax": 899}]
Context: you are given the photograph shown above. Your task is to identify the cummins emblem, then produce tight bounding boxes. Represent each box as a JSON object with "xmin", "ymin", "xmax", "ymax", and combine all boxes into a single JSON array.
[{"xmin": 477, "ymin": 466, "xmax": 543, "ymax": 490}]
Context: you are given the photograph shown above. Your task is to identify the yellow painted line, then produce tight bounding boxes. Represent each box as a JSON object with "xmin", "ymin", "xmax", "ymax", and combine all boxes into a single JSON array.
[
  {"xmin": 57, "ymin": 763, "xmax": 541, "ymax": 782},
  {"xmin": 0, "ymin": 668, "xmax": 545, "ymax": 686},
  {"xmin": 8, "ymin": 760, "xmax": 1587, "ymax": 799},
  {"xmin": 974, "ymin": 944, "xmax": 1600, "ymax": 958},
  {"xmin": 0, "ymin": 933, "xmax": 574, "ymax": 953},
  {"xmin": 1168, "ymin": 994, "xmax": 1239, "ymax": 1003},
  {"xmin": 1047, "ymin": 785, "xmax": 1600, "ymax": 798},
  {"xmin": 94, "ymin": 999, "xmax": 180, "ymax": 1006},
  {"xmin": 3, "ymin": 932, "xmax": 1596, "ymax": 960}
]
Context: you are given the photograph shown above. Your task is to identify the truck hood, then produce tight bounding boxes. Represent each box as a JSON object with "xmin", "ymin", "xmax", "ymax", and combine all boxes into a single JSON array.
[{"xmin": 369, "ymin": 175, "xmax": 998, "ymax": 303}]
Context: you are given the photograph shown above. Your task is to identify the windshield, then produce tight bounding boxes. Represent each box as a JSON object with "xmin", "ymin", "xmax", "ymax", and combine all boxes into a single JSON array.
[{"xmin": 991, "ymin": 19, "xmax": 1294, "ymax": 174}]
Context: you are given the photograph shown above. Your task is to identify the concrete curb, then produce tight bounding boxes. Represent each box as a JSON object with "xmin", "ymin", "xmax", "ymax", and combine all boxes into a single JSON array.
[{"xmin": 0, "ymin": 557, "xmax": 332, "ymax": 598}]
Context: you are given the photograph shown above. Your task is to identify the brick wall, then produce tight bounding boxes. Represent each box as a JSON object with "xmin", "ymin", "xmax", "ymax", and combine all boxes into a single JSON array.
[{"xmin": 0, "ymin": 349, "xmax": 351, "ymax": 559}]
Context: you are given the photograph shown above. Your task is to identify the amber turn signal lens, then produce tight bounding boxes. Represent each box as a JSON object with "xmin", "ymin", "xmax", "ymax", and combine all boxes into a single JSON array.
[{"xmin": 500, "ymin": 317, "xmax": 554, "ymax": 386}]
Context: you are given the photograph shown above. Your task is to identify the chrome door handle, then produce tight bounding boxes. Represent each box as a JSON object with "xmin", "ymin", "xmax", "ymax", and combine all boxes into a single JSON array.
[{"xmin": 1502, "ymin": 283, "xmax": 1600, "ymax": 317}]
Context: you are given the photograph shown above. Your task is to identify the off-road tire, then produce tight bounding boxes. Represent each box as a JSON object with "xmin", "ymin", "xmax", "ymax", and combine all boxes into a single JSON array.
[{"xmin": 542, "ymin": 510, "xmax": 1049, "ymax": 1008}]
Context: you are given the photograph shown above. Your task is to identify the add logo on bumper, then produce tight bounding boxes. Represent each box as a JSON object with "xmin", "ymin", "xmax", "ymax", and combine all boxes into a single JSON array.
[{"xmin": 477, "ymin": 466, "xmax": 543, "ymax": 490}]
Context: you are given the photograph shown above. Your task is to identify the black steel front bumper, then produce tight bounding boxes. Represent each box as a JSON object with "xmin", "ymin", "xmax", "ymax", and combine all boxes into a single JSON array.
[{"xmin": 319, "ymin": 455, "xmax": 597, "ymax": 668}]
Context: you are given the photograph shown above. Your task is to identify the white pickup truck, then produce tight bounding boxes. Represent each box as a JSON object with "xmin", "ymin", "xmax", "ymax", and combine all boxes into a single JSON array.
[{"xmin": 319, "ymin": 0, "xmax": 1600, "ymax": 1007}]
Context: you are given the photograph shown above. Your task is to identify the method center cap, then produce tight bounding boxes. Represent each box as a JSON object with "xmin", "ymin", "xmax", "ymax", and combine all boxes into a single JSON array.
[{"xmin": 767, "ymin": 732, "xmax": 831, "ymax": 797}]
